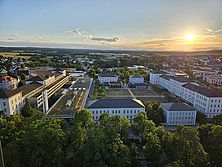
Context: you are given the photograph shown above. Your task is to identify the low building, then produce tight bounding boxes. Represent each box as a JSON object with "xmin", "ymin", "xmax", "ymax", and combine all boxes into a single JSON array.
[
  {"xmin": 0, "ymin": 89, "xmax": 24, "ymax": 115},
  {"xmin": 98, "ymin": 73, "xmax": 118, "ymax": 84},
  {"xmin": 203, "ymin": 74, "xmax": 222, "ymax": 85},
  {"xmin": 87, "ymin": 98, "xmax": 145, "ymax": 123},
  {"xmin": 161, "ymin": 103, "xmax": 197, "ymax": 125},
  {"xmin": 0, "ymin": 76, "xmax": 18, "ymax": 89},
  {"xmin": 129, "ymin": 74, "xmax": 144, "ymax": 84}
]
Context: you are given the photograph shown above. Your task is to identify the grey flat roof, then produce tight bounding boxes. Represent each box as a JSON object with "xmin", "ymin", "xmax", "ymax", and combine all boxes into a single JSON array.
[
  {"xmin": 87, "ymin": 98, "xmax": 145, "ymax": 109},
  {"xmin": 161, "ymin": 103, "xmax": 195, "ymax": 111}
]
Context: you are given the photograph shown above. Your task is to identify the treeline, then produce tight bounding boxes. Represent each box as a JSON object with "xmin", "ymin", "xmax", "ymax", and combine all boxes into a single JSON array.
[{"xmin": 1, "ymin": 109, "xmax": 222, "ymax": 167}]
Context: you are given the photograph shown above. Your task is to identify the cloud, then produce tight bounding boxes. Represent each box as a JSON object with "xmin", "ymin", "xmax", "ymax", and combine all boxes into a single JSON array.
[
  {"xmin": 205, "ymin": 27, "xmax": 222, "ymax": 35},
  {"xmin": 66, "ymin": 30, "xmax": 81, "ymax": 36},
  {"xmin": 91, "ymin": 37, "xmax": 120, "ymax": 42}
]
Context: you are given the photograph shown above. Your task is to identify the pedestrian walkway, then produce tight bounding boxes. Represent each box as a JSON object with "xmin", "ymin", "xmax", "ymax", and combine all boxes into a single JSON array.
[{"xmin": 127, "ymin": 88, "xmax": 137, "ymax": 99}]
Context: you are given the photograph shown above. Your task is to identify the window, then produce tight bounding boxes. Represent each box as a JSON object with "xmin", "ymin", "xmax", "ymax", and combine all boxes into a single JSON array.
[{"xmin": 3, "ymin": 102, "xmax": 6, "ymax": 106}]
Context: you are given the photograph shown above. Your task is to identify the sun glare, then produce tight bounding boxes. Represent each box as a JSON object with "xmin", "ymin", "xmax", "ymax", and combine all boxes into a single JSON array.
[{"xmin": 185, "ymin": 33, "xmax": 195, "ymax": 41}]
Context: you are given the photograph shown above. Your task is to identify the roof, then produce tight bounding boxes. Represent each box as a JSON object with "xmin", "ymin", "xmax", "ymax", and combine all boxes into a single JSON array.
[
  {"xmin": 130, "ymin": 74, "xmax": 143, "ymax": 78},
  {"xmin": 159, "ymin": 74, "xmax": 171, "ymax": 81},
  {"xmin": 183, "ymin": 83, "xmax": 222, "ymax": 97},
  {"xmin": 87, "ymin": 98, "xmax": 145, "ymax": 109},
  {"xmin": 17, "ymin": 83, "xmax": 42, "ymax": 96},
  {"xmin": 98, "ymin": 73, "xmax": 118, "ymax": 77},
  {"xmin": 150, "ymin": 71, "xmax": 164, "ymax": 74},
  {"xmin": 26, "ymin": 75, "xmax": 48, "ymax": 82},
  {"xmin": 161, "ymin": 103, "xmax": 195, "ymax": 111},
  {"xmin": 170, "ymin": 76, "xmax": 190, "ymax": 82},
  {"xmin": 0, "ymin": 89, "xmax": 22, "ymax": 98}
]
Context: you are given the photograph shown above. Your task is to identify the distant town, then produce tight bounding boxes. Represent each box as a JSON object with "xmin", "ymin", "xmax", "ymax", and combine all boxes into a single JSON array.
[{"xmin": 1, "ymin": 47, "xmax": 222, "ymax": 166}]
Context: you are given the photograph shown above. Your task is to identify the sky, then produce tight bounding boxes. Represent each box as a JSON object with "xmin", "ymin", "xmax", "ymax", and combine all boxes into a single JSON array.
[{"xmin": 0, "ymin": 0, "xmax": 222, "ymax": 51}]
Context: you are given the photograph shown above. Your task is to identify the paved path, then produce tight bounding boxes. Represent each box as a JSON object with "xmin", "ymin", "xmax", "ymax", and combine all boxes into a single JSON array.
[{"xmin": 127, "ymin": 88, "xmax": 137, "ymax": 99}]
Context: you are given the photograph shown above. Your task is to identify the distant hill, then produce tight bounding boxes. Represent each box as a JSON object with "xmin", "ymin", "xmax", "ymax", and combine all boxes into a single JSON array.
[{"xmin": 0, "ymin": 46, "xmax": 222, "ymax": 56}]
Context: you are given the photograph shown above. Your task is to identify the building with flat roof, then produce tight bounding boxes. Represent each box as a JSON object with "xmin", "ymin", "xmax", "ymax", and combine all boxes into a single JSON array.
[
  {"xmin": 0, "ymin": 68, "xmax": 69, "ymax": 115},
  {"xmin": 87, "ymin": 98, "xmax": 145, "ymax": 123}
]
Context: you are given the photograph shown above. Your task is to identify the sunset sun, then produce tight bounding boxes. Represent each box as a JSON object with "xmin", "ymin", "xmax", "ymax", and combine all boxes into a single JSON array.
[{"xmin": 185, "ymin": 33, "xmax": 195, "ymax": 41}]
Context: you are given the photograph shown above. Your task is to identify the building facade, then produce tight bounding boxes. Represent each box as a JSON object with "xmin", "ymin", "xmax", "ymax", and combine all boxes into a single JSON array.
[
  {"xmin": 0, "ymin": 89, "xmax": 24, "ymax": 115},
  {"xmin": 150, "ymin": 71, "xmax": 222, "ymax": 118},
  {"xmin": 0, "ymin": 76, "xmax": 18, "ymax": 89},
  {"xmin": 87, "ymin": 98, "xmax": 145, "ymax": 123},
  {"xmin": 161, "ymin": 103, "xmax": 197, "ymax": 125},
  {"xmin": 98, "ymin": 73, "xmax": 119, "ymax": 84},
  {"xmin": 129, "ymin": 75, "xmax": 144, "ymax": 84}
]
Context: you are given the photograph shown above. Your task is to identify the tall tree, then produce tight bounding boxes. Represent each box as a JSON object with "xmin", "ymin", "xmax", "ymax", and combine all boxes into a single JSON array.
[{"xmin": 162, "ymin": 126, "xmax": 209, "ymax": 167}]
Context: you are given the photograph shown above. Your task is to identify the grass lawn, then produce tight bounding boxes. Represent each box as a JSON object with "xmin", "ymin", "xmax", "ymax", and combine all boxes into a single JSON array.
[
  {"xmin": 106, "ymin": 88, "xmax": 131, "ymax": 97},
  {"xmin": 130, "ymin": 89, "xmax": 157, "ymax": 96},
  {"xmin": 138, "ymin": 97, "xmax": 166, "ymax": 104}
]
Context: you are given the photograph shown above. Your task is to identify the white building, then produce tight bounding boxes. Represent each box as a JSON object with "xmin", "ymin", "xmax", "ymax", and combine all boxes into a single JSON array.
[
  {"xmin": 98, "ymin": 73, "xmax": 118, "ymax": 84},
  {"xmin": 203, "ymin": 74, "xmax": 222, "ymax": 85},
  {"xmin": 0, "ymin": 76, "xmax": 18, "ymax": 89},
  {"xmin": 192, "ymin": 69, "xmax": 217, "ymax": 78},
  {"xmin": 0, "ymin": 89, "xmax": 24, "ymax": 115},
  {"xmin": 161, "ymin": 103, "xmax": 197, "ymax": 125},
  {"xmin": 150, "ymin": 71, "xmax": 222, "ymax": 118},
  {"xmin": 87, "ymin": 98, "xmax": 145, "ymax": 123},
  {"xmin": 0, "ymin": 68, "xmax": 69, "ymax": 115},
  {"xmin": 149, "ymin": 71, "xmax": 163, "ymax": 85},
  {"xmin": 129, "ymin": 75, "xmax": 144, "ymax": 84}
]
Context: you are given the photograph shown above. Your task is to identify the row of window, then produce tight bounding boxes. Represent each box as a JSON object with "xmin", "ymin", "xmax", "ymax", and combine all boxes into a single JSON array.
[
  {"xmin": 92, "ymin": 109, "xmax": 141, "ymax": 115},
  {"xmin": 169, "ymin": 116, "xmax": 194, "ymax": 120},
  {"xmin": 169, "ymin": 121, "xmax": 194, "ymax": 124},
  {"xmin": 169, "ymin": 112, "xmax": 194, "ymax": 116},
  {"xmin": 93, "ymin": 115, "xmax": 134, "ymax": 120}
]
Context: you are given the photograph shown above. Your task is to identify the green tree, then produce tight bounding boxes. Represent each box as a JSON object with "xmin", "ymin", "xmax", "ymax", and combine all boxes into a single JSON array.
[
  {"xmin": 143, "ymin": 132, "xmax": 161, "ymax": 165},
  {"xmin": 20, "ymin": 102, "xmax": 36, "ymax": 117},
  {"xmin": 162, "ymin": 126, "xmax": 209, "ymax": 167},
  {"xmin": 198, "ymin": 124, "xmax": 222, "ymax": 166},
  {"xmin": 196, "ymin": 111, "xmax": 207, "ymax": 125},
  {"xmin": 4, "ymin": 118, "xmax": 66, "ymax": 167}
]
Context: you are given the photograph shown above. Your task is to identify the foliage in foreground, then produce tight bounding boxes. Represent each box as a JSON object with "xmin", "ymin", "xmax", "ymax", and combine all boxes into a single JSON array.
[{"xmin": 1, "ymin": 109, "xmax": 222, "ymax": 167}]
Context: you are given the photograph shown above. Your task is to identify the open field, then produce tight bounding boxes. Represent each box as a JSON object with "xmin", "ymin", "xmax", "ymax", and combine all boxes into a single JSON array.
[
  {"xmin": 130, "ymin": 89, "xmax": 158, "ymax": 96},
  {"xmin": 138, "ymin": 97, "xmax": 166, "ymax": 104},
  {"xmin": 106, "ymin": 88, "xmax": 131, "ymax": 98},
  {"xmin": 0, "ymin": 52, "xmax": 31, "ymax": 59}
]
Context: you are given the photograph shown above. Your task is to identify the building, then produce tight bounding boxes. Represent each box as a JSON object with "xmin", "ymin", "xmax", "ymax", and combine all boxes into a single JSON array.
[
  {"xmin": 192, "ymin": 69, "xmax": 218, "ymax": 78},
  {"xmin": 98, "ymin": 73, "xmax": 118, "ymax": 84},
  {"xmin": 129, "ymin": 75, "xmax": 144, "ymax": 84},
  {"xmin": 150, "ymin": 71, "xmax": 222, "ymax": 118},
  {"xmin": 0, "ymin": 89, "xmax": 24, "ymax": 115},
  {"xmin": 87, "ymin": 98, "xmax": 145, "ymax": 123},
  {"xmin": 203, "ymin": 74, "xmax": 222, "ymax": 85},
  {"xmin": 149, "ymin": 71, "xmax": 163, "ymax": 85},
  {"xmin": 0, "ymin": 76, "xmax": 18, "ymax": 89},
  {"xmin": 0, "ymin": 68, "xmax": 69, "ymax": 115},
  {"xmin": 161, "ymin": 103, "xmax": 197, "ymax": 125}
]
